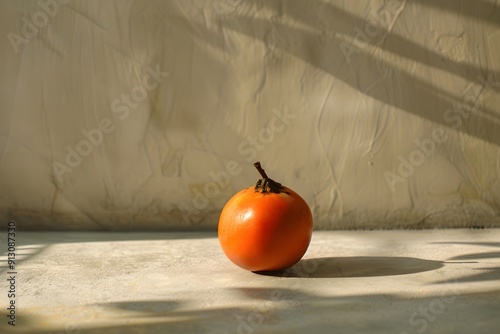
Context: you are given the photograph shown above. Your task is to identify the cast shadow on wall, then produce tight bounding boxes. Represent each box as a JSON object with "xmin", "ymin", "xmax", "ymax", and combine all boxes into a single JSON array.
[{"xmin": 201, "ymin": 0, "xmax": 500, "ymax": 146}]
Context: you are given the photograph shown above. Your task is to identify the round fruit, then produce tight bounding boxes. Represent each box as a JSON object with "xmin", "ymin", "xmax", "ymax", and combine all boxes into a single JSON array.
[{"xmin": 218, "ymin": 162, "xmax": 313, "ymax": 272}]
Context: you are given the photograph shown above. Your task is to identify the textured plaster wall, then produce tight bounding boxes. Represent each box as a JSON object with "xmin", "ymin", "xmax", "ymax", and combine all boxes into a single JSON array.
[{"xmin": 0, "ymin": 0, "xmax": 499, "ymax": 230}]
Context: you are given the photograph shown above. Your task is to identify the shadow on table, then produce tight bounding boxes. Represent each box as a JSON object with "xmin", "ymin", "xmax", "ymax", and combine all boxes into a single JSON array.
[
  {"xmin": 431, "ymin": 241, "xmax": 500, "ymax": 284},
  {"xmin": 2, "ymin": 243, "xmax": 499, "ymax": 333},
  {"xmin": 4, "ymin": 287, "xmax": 499, "ymax": 334},
  {"xmin": 257, "ymin": 256, "xmax": 444, "ymax": 278},
  {"xmin": 257, "ymin": 240, "xmax": 500, "ymax": 281}
]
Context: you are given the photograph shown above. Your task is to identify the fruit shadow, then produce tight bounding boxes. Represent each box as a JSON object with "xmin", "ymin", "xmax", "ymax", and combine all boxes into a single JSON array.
[{"xmin": 255, "ymin": 256, "xmax": 444, "ymax": 278}]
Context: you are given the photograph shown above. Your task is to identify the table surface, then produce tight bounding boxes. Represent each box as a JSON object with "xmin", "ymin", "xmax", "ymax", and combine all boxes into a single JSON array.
[{"xmin": 1, "ymin": 229, "xmax": 499, "ymax": 334}]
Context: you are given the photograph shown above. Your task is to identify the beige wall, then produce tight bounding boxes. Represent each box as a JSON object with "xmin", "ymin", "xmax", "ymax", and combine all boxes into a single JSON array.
[{"xmin": 1, "ymin": 0, "xmax": 499, "ymax": 230}]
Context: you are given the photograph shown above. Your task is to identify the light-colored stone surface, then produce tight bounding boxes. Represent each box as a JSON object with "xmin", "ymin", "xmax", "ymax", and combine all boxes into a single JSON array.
[
  {"xmin": 1, "ymin": 229, "xmax": 500, "ymax": 333},
  {"xmin": 1, "ymin": 0, "xmax": 500, "ymax": 230}
]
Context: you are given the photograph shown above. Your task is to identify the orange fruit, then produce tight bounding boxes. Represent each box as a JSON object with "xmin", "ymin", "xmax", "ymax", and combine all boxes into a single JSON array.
[{"xmin": 218, "ymin": 162, "xmax": 313, "ymax": 272}]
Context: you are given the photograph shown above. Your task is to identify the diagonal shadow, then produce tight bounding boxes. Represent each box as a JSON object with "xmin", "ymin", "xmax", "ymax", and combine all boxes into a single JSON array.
[
  {"xmin": 417, "ymin": 0, "xmax": 500, "ymax": 28},
  {"xmin": 198, "ymin": 0, "xmax": 500, "ymax": 146},
  {"xmin": 261, "ymin": 0, "xmax": 500, "ymax": 83},
  {"xmin": 431, "ymin": 241, "xmax": 500, "ymax": 248},
  {"xmin": 431, "ymin": 240, "xmax": 500, "ymax": 284},
  {"xmin": 448, "ymin": 251, "xmax": 500, "ymax": 260}
]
